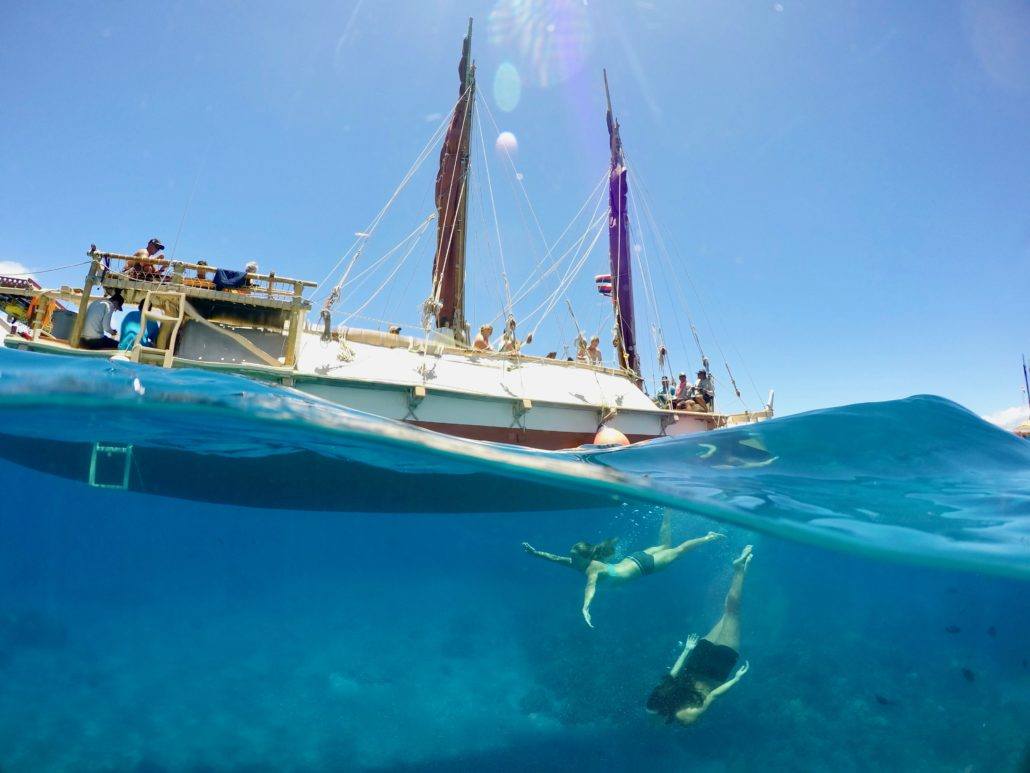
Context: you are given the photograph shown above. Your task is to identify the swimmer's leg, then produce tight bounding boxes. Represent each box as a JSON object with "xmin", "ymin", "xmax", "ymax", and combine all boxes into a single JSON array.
[
  {"xmin": 647, "ymin": 531, "xmax": 725, "ymax": 570},
  {"xmin": 705, "ymin": 545, "xmax": 752, "ymax": 650}
]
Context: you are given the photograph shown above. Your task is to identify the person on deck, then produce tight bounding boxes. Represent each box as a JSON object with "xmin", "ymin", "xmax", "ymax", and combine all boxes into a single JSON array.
[
  {"xmin": 646, "ymin": 546, "xmax": 753, "ymax": 726},
  {"xmin": 127, "ymin": 238, "xmax": 166, "ymax": 281},
  {"xmin": 672, "ymin": 372, "xmax": 692, "ymax": 409},
  {"xmin": 499, "ymin": 317, "xmax": 532, "ymax": 353},
  {"xmin": 655, "ymin": 375, "xmax": 675, "ymax": 408},
  {"xmin": 586, "ymin": 335, "xmax": 603, "ymax": 365},
  {"xmin": 473, "ymin": 324, "xmax": 494, "ymax": 351},
  {"xmin": 80, "ymin": 291, "xmax": 123, "ymax": 350},
  {"xmin": 522, "ymin": 509, "xmax": 724, "ymax": 627},
  {"xmin": 575, "ymin": 334, "xmax": 588, "ymax": 361},
  {"xmin": 693, "ymin": 368, "xmax": 715, "ymax": 412},
  {"xmin": 118, "ymin": 300, "xmax": 160, "ymax": 351}
]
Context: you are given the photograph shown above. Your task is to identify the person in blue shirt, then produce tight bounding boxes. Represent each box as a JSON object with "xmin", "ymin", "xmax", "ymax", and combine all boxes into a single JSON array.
[{"xmin": 118, "ymin": 300, "xmax": 159, "ymax": 351}]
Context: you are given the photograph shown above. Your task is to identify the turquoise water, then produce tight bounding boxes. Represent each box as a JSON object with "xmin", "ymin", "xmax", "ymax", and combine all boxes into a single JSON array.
[{"xmin": 0, "ymin": 347, "xmax": 1027, "ymax": 771}]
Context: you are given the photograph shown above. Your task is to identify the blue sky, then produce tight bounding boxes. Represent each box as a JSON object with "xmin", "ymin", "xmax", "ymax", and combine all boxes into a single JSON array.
[{"xmin": 2, "ymin": 0, "xmax": 1028, "ymax": 421}]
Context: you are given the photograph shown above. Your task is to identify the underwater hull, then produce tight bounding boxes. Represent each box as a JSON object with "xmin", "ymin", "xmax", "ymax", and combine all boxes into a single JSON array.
[{"xmin": 0, "ymin": 432, "xmax": 616, "ymax": 513}]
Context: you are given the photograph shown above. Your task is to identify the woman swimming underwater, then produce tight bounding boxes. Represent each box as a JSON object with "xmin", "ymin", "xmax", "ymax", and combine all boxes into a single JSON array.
[
  {"xmin": 646, "ymin": 545, "xmax": 753, "ymax": 725},
  {"xmin": 522, "ymin": 509, "xmax": 724, "ymax": 627}
]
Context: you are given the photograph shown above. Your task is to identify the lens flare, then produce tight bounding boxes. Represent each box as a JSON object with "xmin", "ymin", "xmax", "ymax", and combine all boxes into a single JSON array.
[
  {"xmin": 495, "ymin": 131, "xmax": 519, "ymax": 156},
  {"xmin": 493, "ymin": 61, "xmax": 522, "ymax": 112},
  {"xmin": 488, "ymin": 0, "xmax": 593, "ymax": 88}
]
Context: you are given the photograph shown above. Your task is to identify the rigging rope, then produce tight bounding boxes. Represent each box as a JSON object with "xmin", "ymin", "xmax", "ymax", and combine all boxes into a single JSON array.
[
  {"xmin": 630, "ymin": 164, "xmax": 759, "ymax": 410},
  {"xmin": 0, "ymin": 259, "xmax": 91, "ymax": 277},
  {"xmin": 473, "ymin": 102, "xmax": 514, "ymax": 321},
  {"xmin": 315, "ymin": 87, "xmax": 468, "ymax": 308}
]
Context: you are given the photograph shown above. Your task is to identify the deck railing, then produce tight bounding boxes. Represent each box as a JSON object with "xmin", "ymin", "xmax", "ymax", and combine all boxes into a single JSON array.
[{"xmin": 88, "ymin": 249, "xmax": 316, "ymax": 304}]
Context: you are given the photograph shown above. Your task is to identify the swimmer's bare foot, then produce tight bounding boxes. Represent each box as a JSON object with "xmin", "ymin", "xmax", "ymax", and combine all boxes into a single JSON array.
[{"xmin": 733, "ymin": 545, "xmax": 753, "ymax": 570}]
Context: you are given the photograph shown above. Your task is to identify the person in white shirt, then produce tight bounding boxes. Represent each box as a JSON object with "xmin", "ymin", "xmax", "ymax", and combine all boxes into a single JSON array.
[
  {"xmin": 586, "ymin": 335, "xmax": 603, "ymax": 365},
  {"xmin": 80, "ymin": 292, "xmax": 123, "ymax": 350}
]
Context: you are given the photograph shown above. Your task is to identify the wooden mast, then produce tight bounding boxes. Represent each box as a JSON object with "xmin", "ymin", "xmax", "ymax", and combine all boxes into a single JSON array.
[{"xmin": 431, "ymin": 18, "xmax": 475, "ymax": 344}]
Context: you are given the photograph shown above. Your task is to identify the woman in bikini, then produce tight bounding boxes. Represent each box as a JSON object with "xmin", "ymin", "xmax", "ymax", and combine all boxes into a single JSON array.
[
  {"xmin": 522, "ymin": 509, "xmax": 724, "ymax": 627},
  {"xmin": 646, "ymin": 545, "xmax": 753, "ymax": 725}
]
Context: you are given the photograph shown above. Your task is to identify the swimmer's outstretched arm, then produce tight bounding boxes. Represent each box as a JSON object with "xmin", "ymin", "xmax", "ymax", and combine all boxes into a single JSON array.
[
  {"xmin": 674, "ymin": 662, "xmax": 749, "ymax": 726},
  {"xmin": 700, "ymin": 662, "xmax": 749, "ymax": 705},
  {"xmin": 522, "ymin": 542, "xmax": 573, "ymax": 567},
  {"xmin": 670, "ymin": 634, "xmax": 699, "ymax": 677}
]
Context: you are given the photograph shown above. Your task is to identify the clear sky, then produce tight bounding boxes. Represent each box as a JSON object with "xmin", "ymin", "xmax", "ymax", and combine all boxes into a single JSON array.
[{"xmin": 2, "ymin": 0, "xmax": 1028, "ymax": 422}]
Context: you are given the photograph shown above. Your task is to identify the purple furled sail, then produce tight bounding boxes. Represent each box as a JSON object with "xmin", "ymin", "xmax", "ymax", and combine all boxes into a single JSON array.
[{"xmin": 604, "ymin": 70, "xmax": 639, "ymax": 376}]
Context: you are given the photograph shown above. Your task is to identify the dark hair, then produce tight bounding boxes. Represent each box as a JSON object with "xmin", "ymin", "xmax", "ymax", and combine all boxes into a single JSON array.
[
  {"xmin": 569, "ymin": 538, "xmax": 617, "ymax": 571},
  {"xmin": 646, "ymin": 673, "xmax": 703, "ymax": 721}
]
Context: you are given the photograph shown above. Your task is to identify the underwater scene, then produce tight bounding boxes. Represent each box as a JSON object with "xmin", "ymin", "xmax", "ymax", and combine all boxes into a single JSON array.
[{"xmin": 0, "ymin": 347, "xmax": 1028, "ymax": 771}]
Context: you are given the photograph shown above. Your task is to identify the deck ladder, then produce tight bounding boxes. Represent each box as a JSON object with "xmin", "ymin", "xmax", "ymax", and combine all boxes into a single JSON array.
[{"xmin": 132, "ymin": 290, "xmax": 186, "ymax": 368}]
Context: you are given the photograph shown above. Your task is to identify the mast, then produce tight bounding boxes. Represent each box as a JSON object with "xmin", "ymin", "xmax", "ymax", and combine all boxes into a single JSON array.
[
  {"xmin": 604, "ymin": 70, "xmax": 640, "ymax": 376},
  {"xmin": 1023, "ymin": 355, "xmax": 1030, "ymax": 412},
  {"xmin": 431, "ymin": 18, "xmax": 475, "ymax": 344}
]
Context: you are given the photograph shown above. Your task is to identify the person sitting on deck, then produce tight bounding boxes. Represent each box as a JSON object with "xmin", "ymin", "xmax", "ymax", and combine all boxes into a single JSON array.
[
  {"xmin": 522, "ymin": 509, "xmax": 724, "ymax": 628},
  {"xmin": 473, "ymin": 324, "xmax": 493, "ymax": 351},
  {"xmin": 183, "ymin": 259, "xmax": 216, "ymax": 290},
  {"xmin": 499, "ymin": 317, "xmax": 532, "ymax": 353},
  {"xmin": 646, "ymin": 546, "xmax": 753, "ymax": 726},
  {"xmin": 672, "ymin": 372, "xmax": 693, "ymax": 409},
  {"xmin": 213, "ymin": 260, "xmax": 258, "ymax": 292},
  {"xmin": 80, "ymin": 291, "xmax": 123, "ymax": 350},
  {"xmin": 586, "ymin": 335, "xmax": 603, "ymax": 365},
  {"xmin": 655, "ymin": 375, "xmax": 675, "ymax": 408},
  {"xmin": 691, "ymin": 368, "xmax": 715, "ymax": 412},
  {"xmin": 118, "ymin": 300, "xmax": 160, "ymax": 351},
  {"xmin": 126, "ymin": 238, "xmax": 166, "ymax": 281}
]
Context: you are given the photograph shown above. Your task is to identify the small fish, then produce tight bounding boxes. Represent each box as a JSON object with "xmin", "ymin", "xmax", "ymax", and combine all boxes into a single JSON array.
[
  {"xmin": 945, "ymin": 625, "xmax": 961, "ymax": 634},
  {"xmin": 961, "ymin": 668, "xmax": 976, "ymax": 682},
  {"xmin": 987, "ymin": 626, "xmax": 996, "ymax": 638},
  {"xmin": 874, "ymin": 694, "xmax": 895, "ymax": 706}
]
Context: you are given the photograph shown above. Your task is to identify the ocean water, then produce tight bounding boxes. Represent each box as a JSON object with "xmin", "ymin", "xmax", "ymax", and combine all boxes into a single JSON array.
[{"xmin": 0, "ymin": 347, "xmax": 1027, "ymax": 772}]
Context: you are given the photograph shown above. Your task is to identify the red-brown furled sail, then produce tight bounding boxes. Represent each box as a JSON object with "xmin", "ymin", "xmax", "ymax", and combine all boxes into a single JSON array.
[{"xmin": 431, "ymin": 18, "xmax": 475, "ymax": 343}]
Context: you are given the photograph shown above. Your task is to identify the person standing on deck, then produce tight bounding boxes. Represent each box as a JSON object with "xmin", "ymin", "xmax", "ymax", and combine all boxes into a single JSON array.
[
  {"xmin": 80, "ymin": 291, "xmax": 123, "ymax": 350},
  {"xmin": 586, "ymin": 336, "xmax": 603, "ymax": 365}
]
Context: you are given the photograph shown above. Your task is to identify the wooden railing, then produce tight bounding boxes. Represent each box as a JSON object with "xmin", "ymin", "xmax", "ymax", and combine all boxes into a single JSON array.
[{"xmin": 87, "ymin": 249, "xmax": 316, "ymax": 304}]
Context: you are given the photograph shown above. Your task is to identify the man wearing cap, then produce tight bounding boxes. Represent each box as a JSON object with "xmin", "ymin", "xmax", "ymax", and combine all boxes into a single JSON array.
[
  {"xmin": 80, "ymin": 291, "xmax": 123, "ymax": 350},
  {"xmin": 127, "ymin": 238, "xmax": 166, "ymax": 281},
  {"xmin": 693, "ymin": 368, "xmax": 715, "ymax": 411}
]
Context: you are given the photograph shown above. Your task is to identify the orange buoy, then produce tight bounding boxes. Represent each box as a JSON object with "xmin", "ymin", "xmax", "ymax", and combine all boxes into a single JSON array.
[{"xmin": 593, "ymin": 425, "xmax": 630, "ymax": 446}]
